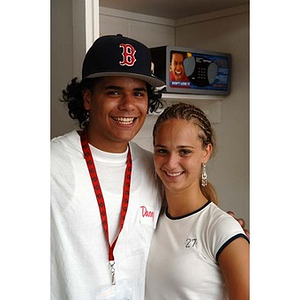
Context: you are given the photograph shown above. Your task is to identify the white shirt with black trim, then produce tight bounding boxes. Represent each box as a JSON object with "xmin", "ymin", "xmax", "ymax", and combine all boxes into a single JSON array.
[{"xmin": 145, "ymin": 201, "xmax": 249, "ymax": 300}]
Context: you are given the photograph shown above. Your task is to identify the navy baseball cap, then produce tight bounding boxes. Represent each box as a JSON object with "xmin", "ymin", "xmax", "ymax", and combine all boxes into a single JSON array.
[{"xmin": 82, "ymin": 34, "xmax": 165, "ymax": 88}]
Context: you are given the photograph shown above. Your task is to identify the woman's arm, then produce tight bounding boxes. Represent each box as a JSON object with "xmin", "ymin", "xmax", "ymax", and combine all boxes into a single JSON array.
[{"xmin": 218, "ymin": 237, "xmax": 250, "ymax": 300}]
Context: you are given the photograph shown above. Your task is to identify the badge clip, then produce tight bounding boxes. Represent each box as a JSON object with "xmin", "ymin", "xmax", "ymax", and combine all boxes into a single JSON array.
[{"xmin": 109, "ymin": 260, "xmax": 116, "ymax": 285}]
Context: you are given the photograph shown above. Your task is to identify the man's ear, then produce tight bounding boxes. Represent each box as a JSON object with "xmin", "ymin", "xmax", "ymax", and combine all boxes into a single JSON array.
[{"xmin": 83, "ymin": 89, "xmax": 92, "ymax": 111}]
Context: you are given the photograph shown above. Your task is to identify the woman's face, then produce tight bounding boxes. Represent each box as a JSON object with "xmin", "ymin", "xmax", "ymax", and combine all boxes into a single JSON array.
[{"xmin": 153, "ymin": 118, "xmax": 211, "ymax": 194}]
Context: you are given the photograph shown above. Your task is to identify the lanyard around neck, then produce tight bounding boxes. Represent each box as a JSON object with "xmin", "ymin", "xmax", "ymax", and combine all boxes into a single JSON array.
[{"xmin": 79, "ymin": 129, "xmax": 132, "ymax": 284}]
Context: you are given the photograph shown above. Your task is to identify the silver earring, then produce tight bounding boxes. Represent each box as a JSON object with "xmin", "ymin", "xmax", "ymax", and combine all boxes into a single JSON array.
[{"xmin": 201, "ymin": 163, "xmax": 208, "ymax": 187}]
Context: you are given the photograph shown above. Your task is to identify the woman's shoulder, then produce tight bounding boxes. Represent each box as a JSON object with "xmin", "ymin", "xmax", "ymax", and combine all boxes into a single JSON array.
[
  {"xmin": 205, "ymin": 202, "xmax": 244, "ymax": 231},
  {"xmin": 203, "ymin": 202, "xmax": 249, "ymax": 259}
]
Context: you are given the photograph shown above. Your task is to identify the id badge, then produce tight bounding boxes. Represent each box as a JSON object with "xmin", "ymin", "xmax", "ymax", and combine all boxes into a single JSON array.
[{"xmin": 95, "ymin": 279, "xmax": 133, "ymax": 300}]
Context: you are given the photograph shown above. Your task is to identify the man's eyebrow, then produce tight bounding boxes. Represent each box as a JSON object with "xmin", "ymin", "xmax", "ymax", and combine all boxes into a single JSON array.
[
  {"xmin": 134, "ymin": 87, "xmax": 147, "ymax": 92},
  {"xmin": 104, "ymin": 86, "xmax": 147, "ymax": 92},
  {"xmin": 104, "ymin": 85, "xmax": 123, "ymax": 90}
]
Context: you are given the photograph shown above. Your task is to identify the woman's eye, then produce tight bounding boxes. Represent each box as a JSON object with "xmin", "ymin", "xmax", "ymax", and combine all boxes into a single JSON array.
[
  {"xmin": 180, "ymin": 149, "xmax": 191, "ymax": 156},
  {"xmin": 155, "ymin": 148, "xmax": 168, "ymax": 155}
]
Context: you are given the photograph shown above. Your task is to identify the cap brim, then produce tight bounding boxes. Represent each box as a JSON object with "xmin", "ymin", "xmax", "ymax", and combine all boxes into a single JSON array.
[{"xmin": 85, "ymin": 72, "xmax": 165, "ymax": 88}]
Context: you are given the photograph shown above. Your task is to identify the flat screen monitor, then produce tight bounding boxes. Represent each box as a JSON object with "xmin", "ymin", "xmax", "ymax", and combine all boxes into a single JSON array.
[{"xmin": 151, "ymin": 45, "xmax": 231, "ymax": 95}]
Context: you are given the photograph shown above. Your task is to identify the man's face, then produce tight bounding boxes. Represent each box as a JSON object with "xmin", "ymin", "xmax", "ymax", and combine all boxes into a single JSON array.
[
  {"xmin": 170, "ymin": 53, "xmax": 186, "ymax": 81},
  {"xmin": 83, "ymin": 76, "xmax": 148, "ymax": 152}
]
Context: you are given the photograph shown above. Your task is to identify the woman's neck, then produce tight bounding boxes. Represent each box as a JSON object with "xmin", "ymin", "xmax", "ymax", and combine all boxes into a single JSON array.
[{"xmin": 165, "ymin": 188, "xmax": 208, "ymax": 218}]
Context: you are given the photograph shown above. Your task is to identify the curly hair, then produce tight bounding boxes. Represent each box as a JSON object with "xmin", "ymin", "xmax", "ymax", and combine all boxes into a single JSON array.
[{"xmin": 60, "ymin": 77, "xmax": 163, "ymax": 129}]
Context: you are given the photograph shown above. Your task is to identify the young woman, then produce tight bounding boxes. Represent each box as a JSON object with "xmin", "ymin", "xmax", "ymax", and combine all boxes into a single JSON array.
[{"xmin": 145, "ymin": 103, "xmax": 249, "ymax": 300}]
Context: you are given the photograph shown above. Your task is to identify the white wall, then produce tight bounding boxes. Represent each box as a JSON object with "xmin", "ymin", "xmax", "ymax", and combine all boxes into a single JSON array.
[
  {"xmin": 51, "ymin": 0, "xmax": 77, "ymax": 137},
  {"xmin": 99, "ymin": 7, "xmax": 176, "ymax": 47},
  {"xmin": 51, "ymin": 0, "xmax": 99, "ymax": 138}
]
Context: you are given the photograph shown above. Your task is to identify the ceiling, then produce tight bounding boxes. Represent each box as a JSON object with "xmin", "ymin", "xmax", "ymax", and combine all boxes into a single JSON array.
[{"xmin": 99, "ymin": 0, "xmax": 249, "ymax": 20}]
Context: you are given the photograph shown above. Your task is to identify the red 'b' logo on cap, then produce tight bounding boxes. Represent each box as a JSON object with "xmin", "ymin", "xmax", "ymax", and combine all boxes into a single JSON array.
[{"xmin": 119, "ymin": 43, "xmax": 137, "ymax": 67}]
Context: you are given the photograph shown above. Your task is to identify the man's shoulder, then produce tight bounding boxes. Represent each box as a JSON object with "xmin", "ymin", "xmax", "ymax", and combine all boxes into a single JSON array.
[
  {"xmin": 51, "ymin": 130, "xmax": 78, "ymax": 145},
  {"xmin": 51, "ymin": 130, "xmax": 81, "ymax": 158}
]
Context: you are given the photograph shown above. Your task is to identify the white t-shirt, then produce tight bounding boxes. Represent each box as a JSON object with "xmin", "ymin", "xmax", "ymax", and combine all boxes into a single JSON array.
[
  {"xmin": 51, "ymin": 130, "xmax": 162, "ymax": 300},
  {"xmin": 145, "ymin": 201, "xmax": 248, "ymax": 300}
]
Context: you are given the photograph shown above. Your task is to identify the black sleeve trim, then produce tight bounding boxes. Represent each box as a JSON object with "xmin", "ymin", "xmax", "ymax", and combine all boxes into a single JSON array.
[{"xmin": 216, "ymin": 233, "xmax": 250, "ymax": 262}]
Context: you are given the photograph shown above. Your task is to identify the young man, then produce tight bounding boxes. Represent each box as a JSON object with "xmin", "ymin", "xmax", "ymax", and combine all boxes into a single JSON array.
[
  {"xmin": 51, "ymin": 34, "xmax": 248, "ymax": 300},
  {"xmin": 51, "ymin": 34, "xmax": 165, "ymax": 300}
]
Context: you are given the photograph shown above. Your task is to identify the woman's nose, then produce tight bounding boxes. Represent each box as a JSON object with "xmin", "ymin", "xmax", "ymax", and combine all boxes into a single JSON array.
[{"xmin": 164, "ymin": 152, "xmax": 179, "ymax": 169}]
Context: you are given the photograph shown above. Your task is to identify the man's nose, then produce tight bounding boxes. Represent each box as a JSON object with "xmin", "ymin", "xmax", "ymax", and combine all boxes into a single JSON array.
[{"xmin": 119, "ymin": 93, "xmax": 135, "ymax": 111}]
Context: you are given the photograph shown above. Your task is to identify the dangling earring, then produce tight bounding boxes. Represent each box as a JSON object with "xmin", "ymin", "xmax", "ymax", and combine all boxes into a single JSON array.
[{"xmin": 201, "ymin": 163, "xmax": 208, "ymax": 187}]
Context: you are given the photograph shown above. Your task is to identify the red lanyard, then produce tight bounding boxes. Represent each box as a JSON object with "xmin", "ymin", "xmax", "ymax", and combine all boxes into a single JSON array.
[{"xmin": 79, "ymin": 129, "xmax": 132, "ymax": 285}]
